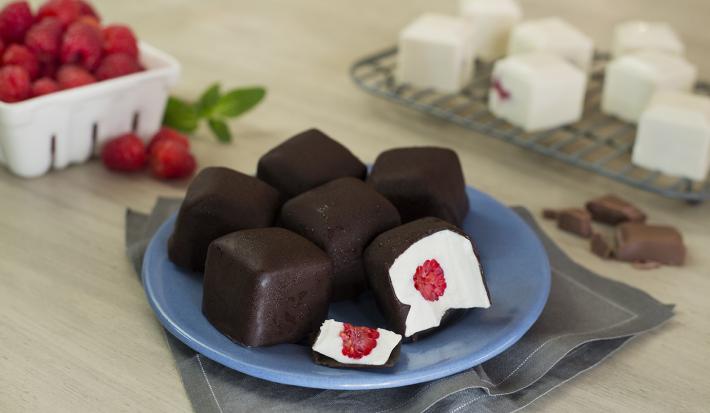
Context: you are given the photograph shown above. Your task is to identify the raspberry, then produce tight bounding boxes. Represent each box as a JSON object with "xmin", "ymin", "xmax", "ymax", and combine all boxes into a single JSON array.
[
  {"xmin": 0, "ymin": 1, "xmax": 33, "ymax": 44},
  {"xmin": 413, "ymin": 259, "xmax": 447, "ymax": 301},
  {"xmin": 24, "ymin": 17, "xmax": 63, "ymax": 63},
  {"xmin": 147, "ymin": 127, "xmax": 190, "ymax": 155},
  {"xmin": 2, "ymin": 44, "xmax": 39, "ymax": 79},
  {"xmin": 102, "ymin": 25, "xmax": 138, "ymax": 58},
  {"xmin": 149, "ymin": 139, "xmax": 196, "ymax": 179},
  {"xmin": 37, "ymin": 0, "xmax": 97, "ymax": 28},
  {"xmin": 56, "ymin": 64, "xmax": 95, "ymax": 89},
  {"xmin": 0, "ymin": 65, "xmax": 30, "ymax": 102},
  {"xmin": 94, "ymin": 53, "xmax": 141, "ymax": 81},
  {"xmin": 60, "ymin": 20, "xmax": 102, "ymax": 70},
  {"xmin": 339, "ymin": 323, "xmax": 379, "ymax": 359},
  {"xmin": 31, "ymin": 77, "xmax": 59, "ymax": 97},
  {"xmin": 101, "ymin": 133, "xmax": 147, "ymax": 172}
]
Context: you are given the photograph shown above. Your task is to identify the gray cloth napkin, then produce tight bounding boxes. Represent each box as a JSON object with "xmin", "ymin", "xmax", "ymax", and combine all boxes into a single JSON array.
[{"xmin": 126, "ymin": 198, "xmax": 674, "ymax": 413}]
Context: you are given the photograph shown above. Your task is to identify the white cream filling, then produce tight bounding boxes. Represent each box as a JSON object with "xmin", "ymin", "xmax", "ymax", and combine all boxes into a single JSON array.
[
  {"xmin": 312, "ymin": 319, "xmax": 402, "ymax": 365},
  {"xmin": 389, "ymin": 230, "xmax": 490, "ymax": 337}
]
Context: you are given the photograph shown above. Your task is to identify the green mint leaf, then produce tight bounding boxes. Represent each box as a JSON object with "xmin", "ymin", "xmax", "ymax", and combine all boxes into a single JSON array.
[
  {"xmin": 196, "ymin": 83, "xmax": 221, "ymax": 117},
  {"xmin": 208, "ymin": 118, "xmax": 232, "ymax": 143},
  {"xmin": 212, "ymin": 87, "xmax": 266, "ymax": 118},
  {"xmin": 163, "ymin": 97, "xmax": 199, "ymax": 133}
]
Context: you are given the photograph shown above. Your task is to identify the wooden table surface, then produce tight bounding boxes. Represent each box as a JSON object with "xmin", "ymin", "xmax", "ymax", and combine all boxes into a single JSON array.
[{"xmin": 1, "ymin": 0, "xmax": 709, "ymax": 411}]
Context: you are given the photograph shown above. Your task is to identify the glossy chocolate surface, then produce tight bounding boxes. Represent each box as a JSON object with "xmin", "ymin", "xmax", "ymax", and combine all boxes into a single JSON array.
[
  {"xmin": 586, "ymin": 194, "xmax": 646, "ymax": 225},
  {"xmin": 557, "ymin": 208, "xmax": 594, "ymax": 238},
  {"xmin": 615, "ymin": 223, "xmax": 686, "ymax": 266}
]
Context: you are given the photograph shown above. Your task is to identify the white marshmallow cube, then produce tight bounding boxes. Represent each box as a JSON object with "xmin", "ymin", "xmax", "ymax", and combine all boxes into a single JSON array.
[
  {"xmin": 459, "ymin": 0, "xmax": 522, "ymax": 61},
  {"xmin": 397, "ymin": 14, "xmax": 475, "ymax": 93},
  {"xmin": 633, "ymin": 91, "xmax": 710, "ymax": 181},
  {"xmin": 488, "ymin": 53, "xmax": 587, "ymax": 132},
  {"xmin": 612, "ymin": 21, "xmax": 684, "ymax": 58},
  {"xmin": 507, "ymin": 17, "xmax": 594, "ymax": 71},
  {"xmin": 601, "ymin": 51, "xmax": 697, "ymax": 123}
]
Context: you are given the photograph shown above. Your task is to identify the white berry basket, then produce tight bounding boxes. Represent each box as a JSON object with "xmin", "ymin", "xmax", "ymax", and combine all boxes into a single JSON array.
[{"xmin": 0, "ymin": 41, "xmax": 180, "ymax": 178}]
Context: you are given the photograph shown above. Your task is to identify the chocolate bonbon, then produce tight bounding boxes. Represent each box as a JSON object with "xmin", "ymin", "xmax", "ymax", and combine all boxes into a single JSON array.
[
  {"xmin": 311, "ymin": 320, "xmax": 402, "ymax": 368},
  {"xmin": 585, "ymin": 194, "xmax": 646, "ymax": 225},
  {"xmin": 557, "ymin": 208, "xmax": 594, "ymax": 238},
  {"xmin": 615, "ymin": 223, "xmax": 686, "ymax": 266},
  {"xmin": 202, "ymin": 228, "xmax": 332, "ymax": 347}
]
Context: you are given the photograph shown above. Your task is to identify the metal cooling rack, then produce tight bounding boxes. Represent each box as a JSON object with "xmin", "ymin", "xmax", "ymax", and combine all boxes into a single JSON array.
[{"xmin": 350, "ymin": 47, "xmax": 710, "ymax": 203}]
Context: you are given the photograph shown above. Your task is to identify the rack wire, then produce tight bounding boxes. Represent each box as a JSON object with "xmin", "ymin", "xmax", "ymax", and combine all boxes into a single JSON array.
[{"xmin": 350, "ymin": 47, "xmax": 710, "ymax": 203}]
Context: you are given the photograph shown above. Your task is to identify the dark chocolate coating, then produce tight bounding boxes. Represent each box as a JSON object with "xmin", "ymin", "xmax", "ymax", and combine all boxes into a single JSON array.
[
  {"xmin": 257, "ymin": 129, "xmax": 367, "ymax": 199},
  {"xmin": 367, "ymin": 147, "xmax": 469, "ymax": 226},
  {"xmin": 279, "ymin": 177, "xmax": 401, "ymax": 301},
  {"xmin": 586, "ymin": 194, "xmax": 646, "ymax": 225},
  {"xmin": 557, "ymin": 208, "xmax": 593, "ymax": 238},
  {"xmin": 614, "ymin": 223, "xmax": 685, "ymax": 266},
  {"xmin": 363, "ymin": 217, "xmax": 488, "ymax": 340},
  {"xmin": 202, "ymin": 228, "xmax": 332, "ymax": 347},
  {"xmin": 311, "ymin": 343, "xmax": 401, "ymax": 369},
  {"xmin": 168, "ymin": 167, "xmax": 281, "ymax": 272}
]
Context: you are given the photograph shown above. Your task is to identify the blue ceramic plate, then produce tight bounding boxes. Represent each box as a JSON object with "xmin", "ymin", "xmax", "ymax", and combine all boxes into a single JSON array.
[{"xmin": 142, "ymin": 186, "xmax": 550, "ymax": 390}]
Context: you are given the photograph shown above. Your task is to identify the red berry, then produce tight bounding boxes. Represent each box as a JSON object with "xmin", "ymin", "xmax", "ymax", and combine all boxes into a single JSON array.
[
  {"xmin": 149, "ymin": 139, "xmax": 196, "ymax": 179},
  {"xmin": 77, "ymin": 1, "xmax": 99, "ymax": 21},
  {"xmin": 31, "ymin": 77, "xmax": 59, "ymax": 97},
  {"xmin": 37, "ymin": 0, "xmax": 96, "ymax": 28},
  {"xmin": 147, "ymin": 127, "xmax": 190, "ymax": 155},
  {"xmin": 339, "ymin": 323, "xmax": 379, "ymax": 359},
  {"xmin": 56, "ymin": 64, "xmax": 95, "ymax": 89},
  {"xmin": 0, "ymin": 37, "xmax": 5, "ymax": 56},
  {"xmin": 413, "ymin": 259, "xmax": 447, "ymax": 301},
  {"xmin": 39, "ymin": 59, "xmax": 58, "ymax": 78},
  {"xmin": 102, "ymin": 25, "xmax": 138, "ymax": 58},
  {"xmin": 94, "ymin": 52, "xmax": 141, "ymax": 81},
  {"xmin": 0, "ymin": 1, "xmax": 33, "ymax": 44},
  {"xmin": 2, "ymin": 44, "xmax": 39, "ymax": 79},
  {"xmin": 0, "ymin": 65, "xmax": 30, "ymax": 102},
  {"xmin": 24, "ymin": 17, "xmax": 63, "ymax": 63},
  {"xmin": 60, "ymin": 20, "xmax": 101, "ymax": 70},
  {"xmin": 101, "ymin": 133, "xmax": 147, "ymax": 172}
]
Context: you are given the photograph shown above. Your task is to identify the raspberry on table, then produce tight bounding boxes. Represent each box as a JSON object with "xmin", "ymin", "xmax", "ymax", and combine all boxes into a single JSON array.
[
  {"xmin": 0, "ymin": 65, "xmax": 31, "ymax": 103},
  {"xmin": 149, "ymin": 139, "xmax": 197, "ymax": 179},
  {"xmin": 95, "ymin": 53, "xmax": 141, "ymax": 81},
  {"xmin": 56, "ymin": 64, "xmax": 95, "ymax": 89},
  {"xmin": 3, "ymin": 44, "xmax": 39, "ymax": 79},
  {"xmin": 25, "ymin": 17, "xmax": 63, "ymax": 63},
  {"xmin": 0, "ymin": 1, "xmax": 34, "ymax": 44},
  {"xmin": 147, "ymin": 127, "xmax": 190, "ymax": 155},
  {"xmin": 60, "ymin": 20, "xmax": 102, "ymax": 70},
  {"xmin": 102, "ymin": 25, "xmax": 138, "ymax": 58},
  {"xmin": 101, "ymin": 133, "xmax": 147, "ymax": 172},
  {"xmin": 31, "ymin": 77, "xmax": 60, "ymax": 97},
  {"xmin": 413, "ymin": 259, "xmax": 447, "ymax": 301},
  {"xmin": 339, "ymin": 323, "xmax": 380, "ymax": 359},
  {"xmin": 37, "ymin": 0, "xmax": 97, "ymax": 28}
]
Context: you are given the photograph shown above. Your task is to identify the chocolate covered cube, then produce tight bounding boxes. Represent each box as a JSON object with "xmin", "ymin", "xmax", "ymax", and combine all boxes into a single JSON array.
[
  {"xmin": 614, "ymin": 223, "xmax": 686, "ymax": 266},
  {"xmin": 585, "ymin": 194, "xmax": 646, "ymax": 225},
  {"xmin": 364, "ymin": 217, "xmax": 491, "ymax": 340},
  {"xmin": 459, "ymin": 0, "xmax": 522, "ymax": 61},
  {"xmin": 612, "ymin": 21, "xmax": 684, "ymax": 58},
  {"xmin": 202, "ymin": 228, "xmax": 332, "ymax": 347},
  {"xmin": 311, "ymin": 319, "xmax": 402, "ymax": 368},
  {"xmin": 168, "ymin": 167, "xmax": 280, "ymax": 272},
  {"xmin": 556, "ymin": 208, "xmax": 594, "ymax": 238},
  {"xmin": 367, "ymin": 147, "xmax": 469, "ymax": 226},
  {"xmin": 257, "ymin": 129, "xmax": 367, "ymax": 199},
  {"xmin": 280, "ymin": 177, "xmax": 401, "ymax": 301}
]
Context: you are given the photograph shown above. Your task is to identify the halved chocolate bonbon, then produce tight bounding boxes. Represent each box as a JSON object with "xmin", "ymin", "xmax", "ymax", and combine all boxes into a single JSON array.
[
  {"xmin": 202, "ymin": 228, "xmax": 332, "ymax": 347},
  {"xmin": 364, "ymin": 217, "xmax": 490, "ymax": 340},
  {"xmin": 168, "ymin": 167, "xmax": 280, "ymax": 272},
  {"xmin": 311, "ymin": 319, "xmax": 402, "ymax": 368}
]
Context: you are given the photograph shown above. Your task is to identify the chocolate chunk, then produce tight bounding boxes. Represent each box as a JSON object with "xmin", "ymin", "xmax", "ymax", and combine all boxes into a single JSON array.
[
  {"xmin": 168, "ymin": 167, "xmax": 280, "ymax": 272},
  {"xmin": 257, "ymin": 129, "xmax": 367, "ymax": 199},
  {"xmin": 279, "ymin": 177, "xmax": 401, "ymax": 301},
  {"xmin": 615, "ymin": 223, "xmax": 686, "ymax": 266},
  {"xmin": 585, "ymin": 194, "xmax": 646, "ymax": 225},
  {"xmin": 202, "ymin": 228, "xmax": 332, "ymax": 347},
  {"xmin": 311, "ymin": 320, "xmax": 402, "ymax": 368},
  {"xmin": 591, "ymin": 233, "xmax": 614, "ymax": 259},
  {"xmin": 367, "ymin": 147, "xmax": 470, "ymax": 226},
  {"xmin": 364, "ymin": 217, "xmax": 490, "ymax": 340},
  {"xmin": 557, "ymin": 208, "xmax": 594, "ymax": 238},
  {"xmin": 542, "ymin": 208, "xmax": 559, "ymax": 220}
]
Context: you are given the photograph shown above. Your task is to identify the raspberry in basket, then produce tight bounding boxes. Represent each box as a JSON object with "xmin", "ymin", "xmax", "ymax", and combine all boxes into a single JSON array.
[
  {"xmin": 3, "ymin": 44, "xmax": 40, "ymax": 80},
  {"xmin": 31, "ymin": 77, "xmax": 60, "ymax": 97},
  {"xmin": 102, "ymin": 25, "xmax": 138, "ymax": 58},
  {"xmin": 95, "ymin": 53, "xmax": 141, "ymax": 80},
  {"xmin": 37, "ymin": 0, "xmax": 98, "ymax": 28},
  {"xmin": 60, "ymin": 20, "xmax": 102, "ymax": 71},
  {"xmin": 0, "ymin": 1, "xmax": 33, "ymax": 44},
  {"xmin": 56, "ymin": 64, "xmax": 95, "ymax": 89},
  {"xmin": 25, "ymin": 17, "xmax": 63, "ymax": 63},
  {"xmin": 0, "ymin": 65, "xmax": 31, "ymax": 103}
]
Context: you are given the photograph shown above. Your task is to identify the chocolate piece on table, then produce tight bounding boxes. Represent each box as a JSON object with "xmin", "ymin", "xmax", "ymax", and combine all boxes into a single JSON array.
[
  {"xmin": 311, "ymin": 320, "xmax": 402, "ymax": 369},
  {"xmin": 557, "ymin": 208, "xmax": 594, "ymax": 238},
  {"xmin": 168, "ymin": 167, "xmax": 280, "ymax": 272},
  {"xmin": 591, "ymin": 233, "xmax": 614, "ymax": 259},
  {"xmin": 364, "ymin": 217, "xmax": 490, "ymax": 341},
  {"xmin": 615, "ymin": 223, "xmax": 686, "ymax": 266},
  {"xmin": 367, "ymin": 147, "xmax": 470, "ymax": 226},
  {"xmin": 256, "ymin": 129, "xmax": 367, "ymax": 199},
  {"xmin": 202, "ymin": 228, "xmax": 332, "ymax": 347},
  {"xmin": 585, "ymin": 194, "xmax": 646, "ymax": 225},
  {"xmin": 542, "ymin": 208, "xmax": 559, "ymax": 220},
  {"xmin": 280, "ymin": 177, "xmax": 401, "ymax": 301}
]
